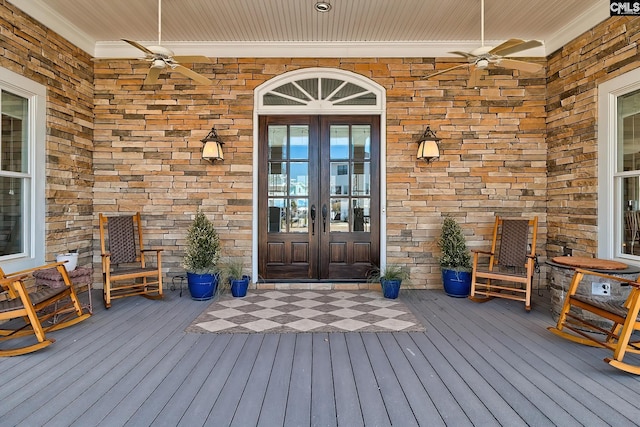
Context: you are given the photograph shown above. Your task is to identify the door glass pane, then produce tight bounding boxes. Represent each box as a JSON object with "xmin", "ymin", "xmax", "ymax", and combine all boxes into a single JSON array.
[
  {"xmin": 331, "ymin": 162, "xmax": 349, "ymax": 196},
  {"xmin": 330, "ymin": 198, "xmax": 349, "ymax": 232},
  {"xmin": 268, "ymin": 125, "xmax": 287, "ymax": 160},
  {"xmin": 267, "ymin": 124, "xmax": 309, "ymax": 234},
  {"xmin": 268, "ymin": 162, "xmax": 287, "ymax": 196},
  {"xmin": 289, "ymin": 198, "xmax": 308, "ymax": 233},
  {"xmin": 290, "ymin": 125, "xmax": 309, "ymax": 159},
  {"xmin": 268, "ymin": 199, "xmax": 286, "ymax": 233},
  {"xmin": 352, "ymin": 199, "xmax": 370, "ymax": 232},
  {"xmin": 330, "ymin": 125, "xmax": 349, "ymax": 159},
  {"xmin": 352, "ymin": 162, "xmax": 370, "ymax": 196},
  {"xmin": 290, "ymin": 162, "xmax": 308, "ymax": 196},
  {"xmin": 352, "ymin": 125, "xmax": 371, "ymax": 159}
]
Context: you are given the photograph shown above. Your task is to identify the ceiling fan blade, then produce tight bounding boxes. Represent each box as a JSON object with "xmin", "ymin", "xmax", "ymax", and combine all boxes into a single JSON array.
[
  {"xmin": 468, "ymin": 66, "xmax": 482, "ymax": 88},
  {"xmin": 426, "ymin": 63, "xmax": 471, "ymax": 79},
  {"xmin": 172, "ymin": 64, "xmax": 212, "ymax": 85},
  {"xmin": 122, "ymin": 39, "xmax": 155, "ymax": 56},
  {"xmin": 498, "ymin": 58, "xmax": 543, "ymax": 73},
  {"xmin": 491, "ymin": 39, "xmax": 543, "ymax": 57},
  {"xmin": 450, "ymin": 51, "xmax": 477, "ymax": 59},
  {"xmin": 173, "ymin": 55, "xmax": 212, "ymax": 63},
  {"xmin": 144, "ymin": 67, "xmax": 161, "ymax": 85}
]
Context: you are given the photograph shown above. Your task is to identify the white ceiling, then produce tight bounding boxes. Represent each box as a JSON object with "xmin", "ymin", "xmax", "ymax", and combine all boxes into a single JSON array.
[{"xmin": 10, "ymin": 0, "xmax": 609, "ymax": 58}]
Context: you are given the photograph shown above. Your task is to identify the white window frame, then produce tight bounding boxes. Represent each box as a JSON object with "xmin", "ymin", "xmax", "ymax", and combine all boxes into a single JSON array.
[
  {"xmin": 598, "ymin": 67, "xmax": 640, "ymax": 264},
  {"xmin": 0, "ymin": 67, "xmax": 46, "ymax": 272}
]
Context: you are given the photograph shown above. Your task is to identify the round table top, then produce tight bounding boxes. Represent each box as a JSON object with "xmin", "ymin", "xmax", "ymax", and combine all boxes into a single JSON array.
[{"xmin": 551, "ymin": 256, "xmax": 627, "ymax": 270}]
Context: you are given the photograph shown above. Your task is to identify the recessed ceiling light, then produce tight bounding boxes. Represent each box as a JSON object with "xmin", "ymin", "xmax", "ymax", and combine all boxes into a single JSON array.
[{"xmin": 314, "ymin": 1, "xmax": 332, "ymax": 12}]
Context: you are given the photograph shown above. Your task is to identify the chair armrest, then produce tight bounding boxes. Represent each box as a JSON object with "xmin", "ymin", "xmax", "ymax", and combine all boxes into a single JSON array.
[
  {"xmin": 141, "ymin": 249, "xmax": 164, "ymax": 253},
  {"xmin": 1, "ymin": 262, "xmax": 67, "ymax": 280},
  {"xmin": 574, "ymin": 268, "xmax": 640, "ymax": 288},
  {"xmin": 0, "ymin": 274, "xmax": 29, "ymax": 292},
  {"xmin": 101, "ymin": 252, "xmax": 111, "ymax": 258},
  {"xmin": 472, "ymin": 249, "xmax": 494, "ymax": 255}
]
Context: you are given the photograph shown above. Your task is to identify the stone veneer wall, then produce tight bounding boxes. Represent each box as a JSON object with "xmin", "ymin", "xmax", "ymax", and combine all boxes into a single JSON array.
[
  {"xmin": 20, "ymin": 1, "xmax": 640, "ymax": 287},
  {"xmin": 0, "ymin": 1, "xmax": 94, "ymax": 267},
  {"xmin": 546, "ymin": 16, "xmax": 640, "ymax": 259},
  {"xmin": 93, "ymin": 57, "xmax": 547, "ymax": 288}
]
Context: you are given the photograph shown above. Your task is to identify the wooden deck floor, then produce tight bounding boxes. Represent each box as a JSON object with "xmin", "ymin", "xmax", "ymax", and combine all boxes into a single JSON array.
[{"xmin": 1, "ymin": 288, "xmax": 640, "ymax": 426}]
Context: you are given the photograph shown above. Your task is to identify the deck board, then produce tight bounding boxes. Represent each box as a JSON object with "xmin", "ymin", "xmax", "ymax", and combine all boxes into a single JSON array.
[
  {"xmin": 284, "ymin": 333, "xmax": 313, "ymax": 427},
  {"xmin": 328, "ymin": 333, "xmax": 365, "ymax": 427},
  {"xmin": 311, "ymin": 333, "xmax": 337, "ymax": 427},
  {"xmin": 231, "ymin": 333, "xmax": 279, "ymax": 427},
  {"xmin": 1, "ymin": 288, "xmax": 640, "ymax": 426},
  {"xmin": 257, "ymin": 334, "xmax": 296, "ymax": 427}
]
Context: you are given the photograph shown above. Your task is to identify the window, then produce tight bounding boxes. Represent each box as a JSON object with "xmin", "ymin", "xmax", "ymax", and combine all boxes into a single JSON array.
[
  {"xmin": 598, "ymin": 68, "xmax": 640, "ymax": 262},
  {"xmin": 0, "ymin": 67, "xmax": 45, "ymax": 271}
]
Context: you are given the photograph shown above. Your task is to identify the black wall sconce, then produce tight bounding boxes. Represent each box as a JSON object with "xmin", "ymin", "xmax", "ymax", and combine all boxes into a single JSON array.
[
  {"xmin": 201, "ymin": 127, "xmax": 224, "ymax": 163},
  {"xmin": 416, "ymin": 126, "xmax": 440, "ymax": 163}
]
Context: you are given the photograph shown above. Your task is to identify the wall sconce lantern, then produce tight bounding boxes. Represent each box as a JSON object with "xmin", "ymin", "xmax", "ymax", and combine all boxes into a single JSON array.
[
  {"xmin": 416, "ymin": 126, "xmax": 440, "ymax": 163},
  {"xmin": 201, "ymin": 127, "xmax": 224, "ymax": 163}
]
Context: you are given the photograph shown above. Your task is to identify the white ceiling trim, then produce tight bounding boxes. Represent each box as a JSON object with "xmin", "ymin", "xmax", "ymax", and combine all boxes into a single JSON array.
[
  {"xmin": 544, "ymin": 0, "xmax": 610, "ymax": 55},
  {"xmin": 94, "ymin": 40, "xmax": 546, "ymax": 59},
  {"xmin": 7, "ymin": 0, "xmax": 96, "ymax": 54}
]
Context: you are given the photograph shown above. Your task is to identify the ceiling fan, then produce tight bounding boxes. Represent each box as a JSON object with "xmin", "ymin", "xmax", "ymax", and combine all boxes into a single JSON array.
[
  {"xmin": 426, "ymin": 0, "xmax": 543, "ymax": 87},
  {"xmin": 121, "ymin": 0, "xmax": 212, "ymax": 85}
]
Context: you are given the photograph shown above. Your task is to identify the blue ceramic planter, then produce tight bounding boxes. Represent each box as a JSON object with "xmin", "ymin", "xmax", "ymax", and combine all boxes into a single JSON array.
[
  {"xmin": 441, "ymin": 269, "xmax": 471, "ymax": 297},
  {"xmin": 187, "ymin": 272, "xmax": 219, "ymax": 301},
  {"xmin": 381, "ymin": 279, "xmax": 402, "ymax": 299},
  {"xmin": 230, "ymin": 275, "xmax": 251, "ymax": 297}
]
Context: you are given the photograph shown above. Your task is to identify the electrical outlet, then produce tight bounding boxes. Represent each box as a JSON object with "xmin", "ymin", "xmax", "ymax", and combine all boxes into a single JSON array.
[{"xmin": 592, "ymin": 282, "xmax": 611, "ymax": 296}]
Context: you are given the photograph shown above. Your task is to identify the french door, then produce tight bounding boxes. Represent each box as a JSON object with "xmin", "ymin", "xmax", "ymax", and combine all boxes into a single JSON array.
[{"xmin": 258, "ymin": 115, "xmax": 380, "ymax": 281}]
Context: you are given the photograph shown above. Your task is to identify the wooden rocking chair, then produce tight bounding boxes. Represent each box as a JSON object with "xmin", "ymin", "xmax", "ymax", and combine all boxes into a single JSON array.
[
  {"xmin": 469, "ymin": 216, "xmax": 538, "ymax": 311},
  {"xmin": 0, "ymin": 262, "xmax": 91, "ymax": 356},
  {"xmin": 548, "ymin": 268, "xmax": 640, "ymax": 375},
  {"xmin": 99, "ymin": 212, "xmax": 163, "ymax": 308}
]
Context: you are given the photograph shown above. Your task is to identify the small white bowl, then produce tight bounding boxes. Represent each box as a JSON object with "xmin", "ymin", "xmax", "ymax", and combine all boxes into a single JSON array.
[{"xmin": 56, "ymin": 253, "xmax": 78, "ymax": 271}]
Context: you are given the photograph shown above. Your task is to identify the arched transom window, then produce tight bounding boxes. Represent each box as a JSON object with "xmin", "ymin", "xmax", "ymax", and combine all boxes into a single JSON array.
[{"xmin": 256, "ymin": 68, "xmax": 384, "ymax": 115}]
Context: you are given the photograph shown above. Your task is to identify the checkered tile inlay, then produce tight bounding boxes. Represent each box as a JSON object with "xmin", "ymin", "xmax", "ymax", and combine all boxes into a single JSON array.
[{"xmin": 186, "ymin": 290, "xmax": 425, "ymax": 334}]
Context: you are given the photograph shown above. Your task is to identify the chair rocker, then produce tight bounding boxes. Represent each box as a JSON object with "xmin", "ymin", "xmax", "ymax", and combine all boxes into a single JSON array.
[
  {"xmin": 469, "ymin": 216, "xmax": 538, "ymax": 311},
  {"xmin": 548, "ymin": 268, "xmax": 640, "ymax": 375},
  {"xmin": 99, "ymin": 212, "xmax": 163, "ymax": 308},
  {"xmin": 0, "ymin": 262, "xmax": 91, "ymax": 356}
]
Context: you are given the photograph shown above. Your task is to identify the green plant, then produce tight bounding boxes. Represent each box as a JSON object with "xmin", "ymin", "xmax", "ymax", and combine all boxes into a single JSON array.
[
  {"xmin": 437, "ymin": 215, "xmax": 472, "ymax": 272},
  {"xmin": 368, "ymin": 264, "xmax": 409, "ymax": 282},
  {"xmin": 220, "ymin": 258, "xmax": 245, "ymax": 281},
  {"xmin": 183, "ymin": 209, "xmax": 220, "ymax": 274}
]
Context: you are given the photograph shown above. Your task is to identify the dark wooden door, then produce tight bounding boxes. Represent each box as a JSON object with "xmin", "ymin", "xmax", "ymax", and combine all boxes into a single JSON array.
[{"xmin": 258, "ymin": 115, "xmax": 380, "ymax": 281}]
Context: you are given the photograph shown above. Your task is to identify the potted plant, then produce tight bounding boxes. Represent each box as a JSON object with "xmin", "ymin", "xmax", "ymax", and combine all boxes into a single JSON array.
[
  {"xmin": 368, "ymin": 264, "xmax": 409, "ymax": 299},
  {"xmin": 183, "ymin": 209, "xmax": 221, "ymax": 300},
  {"xmin": 221, "ymin": 258, "xmax": 251, "ymax": 297},
  {"xmin": 437, "ymin": 215, "xmax": 473, "ymax": 297}
]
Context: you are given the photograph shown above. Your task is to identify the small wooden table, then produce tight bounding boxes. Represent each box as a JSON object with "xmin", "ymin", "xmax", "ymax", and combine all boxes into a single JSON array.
[
  {"xmin": 550, "ymin": 256, "xmax": 627, "ymax": 271},
  {"xmin": 546, "ymin": 256, "xmax": 639, "ymax": 327}
]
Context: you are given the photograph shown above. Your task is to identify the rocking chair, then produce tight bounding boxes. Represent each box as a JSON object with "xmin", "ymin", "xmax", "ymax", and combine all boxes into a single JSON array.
[
  {"xmin": 99, "ymin": 212, "xmax": 163, "ymax": 308},
  {"xmin": 0, "ymin": 262, "xmax": 91, "ymax": 356},
  {"xmin": 469, "ymin": 216, "xmax": 538, "ymax": 311},
  {"xmin": 548, "ymin": 268, "xmax": 640, "ymax": 375}
]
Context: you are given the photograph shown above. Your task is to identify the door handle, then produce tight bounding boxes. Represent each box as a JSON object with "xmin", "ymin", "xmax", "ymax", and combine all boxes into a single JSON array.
[
  {"xmin": 322, "ymin": 204, "xmax": 328, "ymax": 233},
  {"xmin": 310, "ymin": 205, "xmax": 316, "ymax": 235}
]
